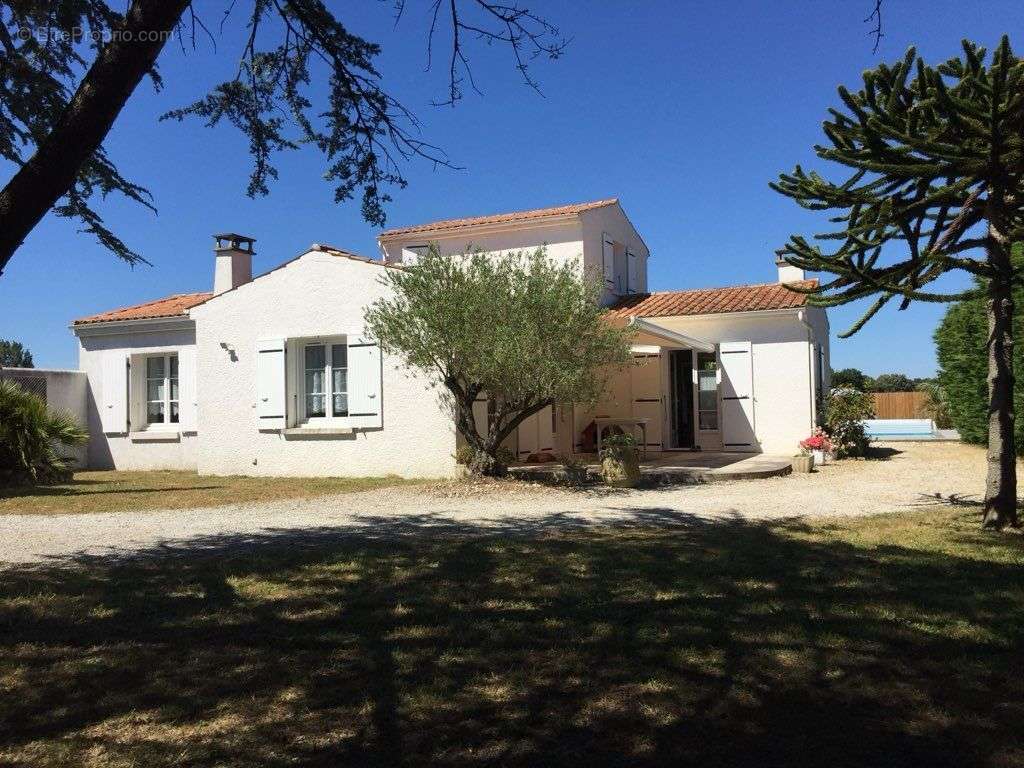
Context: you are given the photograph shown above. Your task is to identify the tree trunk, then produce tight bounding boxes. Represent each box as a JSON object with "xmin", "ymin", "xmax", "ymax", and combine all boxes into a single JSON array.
[
  {"xmin": 0, "ymin": 0, "xmax": 190, "ymax": 274},
  {"xmin": 983, "ymin": 274, "xmax": 1018, "ymax": 528}
]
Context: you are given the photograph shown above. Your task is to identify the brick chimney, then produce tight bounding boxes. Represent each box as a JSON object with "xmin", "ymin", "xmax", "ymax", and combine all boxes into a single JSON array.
[
  {"xmin": 213, "ymin": 233, "xmax": 255, "ymax": 295},
  {"xmin": 774, "ymin": 250, "xmax": 805, "ymax": 284}
]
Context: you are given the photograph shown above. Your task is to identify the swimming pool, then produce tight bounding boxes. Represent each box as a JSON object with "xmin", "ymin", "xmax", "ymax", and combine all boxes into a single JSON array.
[{"xmin": 863, "ymin": 418, "xmax": 934, "ymax": 438}]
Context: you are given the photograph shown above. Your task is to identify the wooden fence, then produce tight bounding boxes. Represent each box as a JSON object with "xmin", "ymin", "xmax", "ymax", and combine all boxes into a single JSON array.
[{"xmin": 871, "ymin": 391, "xmax": 928, "ymax": 419}]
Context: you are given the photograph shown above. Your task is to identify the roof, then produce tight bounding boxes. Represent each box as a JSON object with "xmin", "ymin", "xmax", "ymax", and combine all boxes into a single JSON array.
[
  {"xmin": 73, "ymin": 245, "xmax": 389, "ymax": 326},
  {"xmin": 73, "ymin": 292, "xmax": 213, "ymax": 325},
  {"xmin": 378, "ymin": 198, "xmax": 619, "ymax": 239},
  {"xmin": 606, "ymin": 280, "xmax": 819, "ymax": 319}
]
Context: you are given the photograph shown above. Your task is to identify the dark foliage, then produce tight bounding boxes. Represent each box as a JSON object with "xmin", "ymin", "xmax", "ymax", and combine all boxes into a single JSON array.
[
  {"xmin": 0, "ymin": 339, "xmax": 33, "ymax": 368},
  {"xmin": 935, "ymin": 282, "xmax": 1024, "ymax": 454},
  {"xmin": 831, "ymin": 367, "xmax": 868, "ymax": 390},
  {"xmin": 0, "ymin": 1, "xmax": 566, "ymax": 269}
]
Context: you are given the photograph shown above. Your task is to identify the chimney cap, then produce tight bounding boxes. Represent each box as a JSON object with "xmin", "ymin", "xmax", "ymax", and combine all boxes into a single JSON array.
[{"xmin": 214, "ymin": 233, "xmax": 256, "ymax": 253}]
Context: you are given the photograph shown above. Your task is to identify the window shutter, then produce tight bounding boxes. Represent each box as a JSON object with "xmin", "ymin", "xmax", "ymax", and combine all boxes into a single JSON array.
[
  {"xmin": 347, "ymin": 335, "xmax": 383, "ymax": 429},
  {"xmin": 720, "ymin": 341, "xmax": 757, "ymax": 450},
  {"xmin": 256, "ymin": 339, "xmax": 287, "ymax": 430},
  {"xmin": 178, "ymin": 347, "xmax": 198, "ymax": 433},
  {"xmin": 602, "ymin": 236, "xmax": 615, "ymax": 287},
  {"xmin": 627, "ymin": 249, "xmax": 639, "ymax": 293},
  {"xmin": 100, "ymin": 353, "xmax": 128, "ymax": 434}
]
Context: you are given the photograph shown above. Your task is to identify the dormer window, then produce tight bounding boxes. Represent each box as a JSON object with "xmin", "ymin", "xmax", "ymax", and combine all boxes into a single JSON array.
[{"xmin": 403, "ymin": 244, "xmax": 431, "ymax": 263}]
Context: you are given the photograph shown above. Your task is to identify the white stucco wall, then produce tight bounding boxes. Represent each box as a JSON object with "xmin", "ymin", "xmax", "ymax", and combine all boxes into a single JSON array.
[
  {"xmin": 190, "ymin": 251, "xmax": 458, "ymax": 478},
  {"xmin": 377, "ymin": 202, "xmax": 650, "ymax": 306},
  {"xmin": 379, "ymin": 219, "xmax": 587, "ymax": 275},
  {"xmin": 76, "ymin": 324, "xmax": 199, "ymax": 470},
  {"xmin": 648, "ymin": 310, "xmax": 825, "ymax": 455}
]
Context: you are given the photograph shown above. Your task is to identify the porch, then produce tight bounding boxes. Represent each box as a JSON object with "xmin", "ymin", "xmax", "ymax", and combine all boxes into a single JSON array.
[{"xmin": 508, "ymin": 450, "xmax": 792, "ymax": 486}]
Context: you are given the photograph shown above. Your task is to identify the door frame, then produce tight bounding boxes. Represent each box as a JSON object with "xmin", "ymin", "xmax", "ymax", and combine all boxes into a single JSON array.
[{"xmin": 669, "ymin": 349, "xmax": 695, "ymax": 449}]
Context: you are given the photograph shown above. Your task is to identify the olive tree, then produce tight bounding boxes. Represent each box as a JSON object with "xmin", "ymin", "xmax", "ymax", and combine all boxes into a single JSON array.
[{"xmin": 364, "ymin": 247, "xmax": 634, "ymax": 475}]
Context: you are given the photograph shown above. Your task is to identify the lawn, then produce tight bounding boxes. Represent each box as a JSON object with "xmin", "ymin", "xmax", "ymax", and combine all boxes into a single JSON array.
[
  {"xmin": 1, "ymin": 506, "xmax": 1022, "ymax": 767},
  {"xmin": 0, "ymin": 470, "xmax": 421, "ymax": 515}
]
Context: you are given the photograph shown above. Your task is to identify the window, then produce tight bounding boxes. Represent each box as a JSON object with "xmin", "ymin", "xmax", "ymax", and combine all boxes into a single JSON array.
[
  {"xmin": 697, "ymin": 352, "xmax": 718, "ymax": 431},
  {"xmin": 145, "ymin": 354, "xmax": 178, "ymax": 426},
  {"xmin": 303, "ymin": 342, "xmax": 348, "ymax": 421},
  {"xmin": 404, "ymin": 244, "xmax": 431, "ymax": 263}
]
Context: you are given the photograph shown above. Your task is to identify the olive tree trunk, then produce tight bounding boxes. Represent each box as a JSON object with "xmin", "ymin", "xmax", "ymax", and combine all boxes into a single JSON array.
[
  {"xmin": 451, "ymin": 388, "xmax": 552, "ymax": 476},
  {"xmin": 983, "ymin": 272, "xmax": 1019, "ymax": 529}
]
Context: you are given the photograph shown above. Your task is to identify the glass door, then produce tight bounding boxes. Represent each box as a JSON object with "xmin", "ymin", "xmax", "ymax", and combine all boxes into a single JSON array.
[{"xmin": 670, "ymin": 350, "xmax": 694, "ymax": 449}]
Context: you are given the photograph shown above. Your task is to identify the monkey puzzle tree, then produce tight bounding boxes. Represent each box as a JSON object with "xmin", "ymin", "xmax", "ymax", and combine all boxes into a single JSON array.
[
  {"xmin": 772, "ymin": 37, "xmax": 1024, "ymax": 529},
  {"xmin": 364, "ymin": 248, "xmax": 633, "ymax": 475}
]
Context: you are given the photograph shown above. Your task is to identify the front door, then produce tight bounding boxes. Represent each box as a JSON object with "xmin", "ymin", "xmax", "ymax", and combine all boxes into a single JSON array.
[{"xmin": 670, "ymin": 350, "xmax": 694, "ymax": 449}]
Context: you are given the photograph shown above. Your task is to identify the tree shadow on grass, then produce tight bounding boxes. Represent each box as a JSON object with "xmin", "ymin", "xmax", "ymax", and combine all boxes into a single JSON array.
[{"xmin": 0, "ymin": 510, "xmax": 1022, "ymax": 767}]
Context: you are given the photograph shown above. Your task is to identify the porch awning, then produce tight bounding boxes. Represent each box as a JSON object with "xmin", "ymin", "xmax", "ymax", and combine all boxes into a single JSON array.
[{"xmin": 625, "ymin": 317, "xmax": 715, "ymax": 353}]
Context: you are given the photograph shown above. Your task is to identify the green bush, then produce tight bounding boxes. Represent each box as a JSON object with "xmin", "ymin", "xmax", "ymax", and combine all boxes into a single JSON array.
[
  {"xmin": 454, "ymin": 444, "xmax": 515, "ymax": 471},
  {"xmin": 868, "ymin": 373, "xmax": 917, "ymax": 392},
  {"xmin": 935, "ymin": 285, "xmax": 1024, "ymax": 453},
  {"xmin": 824, "ymin": 387, "xmax": 874, "ymax": 458},
  {"xmin": 0, "ymin": 379, "xmax": 87, "ymax": 484},
  {"xmin": 831, "ymin": 368, "xmax": 868, "ymax": 390}
]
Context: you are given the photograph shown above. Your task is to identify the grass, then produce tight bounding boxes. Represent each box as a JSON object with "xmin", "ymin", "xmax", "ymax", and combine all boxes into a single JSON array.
[
  {"xmin": 0, "ymin": 470, "xmax": 422, "ymax": 515},
  {"xmin": 1, "ymin": 506, "xmax": 1023, "ymax": 766}
]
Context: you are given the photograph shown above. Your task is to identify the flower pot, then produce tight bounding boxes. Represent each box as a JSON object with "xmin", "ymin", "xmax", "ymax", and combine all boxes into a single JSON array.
[
  {"xmin": 811, "ymin": 449, "xmax": 827, "ymax": 465},
  {"xmin": 601, "ymin": 447, "xmax": 641, "ymax": 487},
  {"xmin": 792, "ymin": 454, "xmax": 814, "ymax": 473}
]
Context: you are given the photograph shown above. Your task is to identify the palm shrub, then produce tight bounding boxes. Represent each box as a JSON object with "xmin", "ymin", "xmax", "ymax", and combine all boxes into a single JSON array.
[
  {"xmin": 0, "ymin": 379, "xmax": 87, "ymax": 484},
  {"xmin": 824, "ymin": 387, "xmax": 874, "ymax": 459},
  {"xmin": 918, "ymin": 381, "xmax": 954, "ymax": 430}
]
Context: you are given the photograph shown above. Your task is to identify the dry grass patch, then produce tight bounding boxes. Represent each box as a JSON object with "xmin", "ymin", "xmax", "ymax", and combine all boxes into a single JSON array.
[
  {"xmin": 0, "ymin": 470, "xmax": 422, "ymax": 515},
  {"xmin": 1, "ymin": 506, "xmax": 1023, "ymax": 766}
]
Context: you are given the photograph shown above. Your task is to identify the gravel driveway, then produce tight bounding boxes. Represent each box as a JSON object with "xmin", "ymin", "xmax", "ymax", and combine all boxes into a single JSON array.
[{"xmin": 0, "ymin": 442, "xmax": 988, "ymax": 565}]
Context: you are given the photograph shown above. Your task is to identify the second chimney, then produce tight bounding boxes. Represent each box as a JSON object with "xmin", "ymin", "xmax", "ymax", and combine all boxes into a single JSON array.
[
  {"xmin": 774, "ymin": 250, "xmax": 805, "ymax": 284},
  {"xmin": 213, "ymin": 233, "xmax": 255, "ymax": 295}
]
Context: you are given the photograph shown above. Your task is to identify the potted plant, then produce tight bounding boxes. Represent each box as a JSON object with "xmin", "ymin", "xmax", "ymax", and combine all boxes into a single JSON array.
[
  {"xmin": 600, "ymin": 432, "xmax": 641, "ymax": 488},
  {"xmin": 792, "ymin": 452, "xmax": 814, "ymax": 473},
  {"xmin": 799, "ymin": 428, "xmax": 833, "ymax": 466}
]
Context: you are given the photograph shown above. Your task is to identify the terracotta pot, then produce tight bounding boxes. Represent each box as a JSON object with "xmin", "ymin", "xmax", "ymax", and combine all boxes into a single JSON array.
[
  {"xmin": 601, "ymin": 447, "xmax": 641, "ymax": 487},
  {"xmin": 792, "ymin": 454, "xmax": 814, "ymax": 473}
]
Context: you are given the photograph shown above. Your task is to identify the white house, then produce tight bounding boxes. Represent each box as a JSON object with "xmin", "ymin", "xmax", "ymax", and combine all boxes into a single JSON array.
[{"xmin": 72, "ymin": 199, "xmax": 829, "ymax": 477}]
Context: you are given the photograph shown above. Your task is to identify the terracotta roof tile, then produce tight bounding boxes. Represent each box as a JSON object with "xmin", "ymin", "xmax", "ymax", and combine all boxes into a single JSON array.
[
  {"xmin": 606, "ymin": 280, "xmax": 819, "ymax": 319},
  {"xmin": 74, "ymin": 292, "xmax": 213, "ymax": 325},
  {"xmin": 379, "ymin": 198, "xmax": 619, "ymax": 239}
]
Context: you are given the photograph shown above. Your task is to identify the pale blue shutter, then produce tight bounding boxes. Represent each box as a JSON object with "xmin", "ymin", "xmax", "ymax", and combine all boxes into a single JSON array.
[
  {"xmin": 347, "ymin": 336, "xmax": 382, "ymax": 429},
  {"xmin": 256, "ymin": 339, "xmax": 287, "ymax": 430}
]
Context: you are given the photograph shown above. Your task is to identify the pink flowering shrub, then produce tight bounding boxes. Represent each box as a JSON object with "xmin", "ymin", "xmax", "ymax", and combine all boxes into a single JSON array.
[{"xmin": 799, "ymin": 427, "xmax": 833, "ymax": 454}]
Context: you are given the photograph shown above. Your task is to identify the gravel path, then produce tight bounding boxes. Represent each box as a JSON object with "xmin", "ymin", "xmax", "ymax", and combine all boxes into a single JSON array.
[{"xmin": 0, "ymin": 442, "xmax": 989, "ymax": 565}]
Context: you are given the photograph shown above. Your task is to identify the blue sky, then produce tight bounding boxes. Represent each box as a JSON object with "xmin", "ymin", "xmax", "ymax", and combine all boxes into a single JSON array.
[{"xmin": 2, "ymin": 0, "xmax": 1021, "ymax": 373}]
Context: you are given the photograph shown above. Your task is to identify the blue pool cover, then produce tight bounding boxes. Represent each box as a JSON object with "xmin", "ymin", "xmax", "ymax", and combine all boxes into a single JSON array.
[{"xmin": 863, "ymin": 419, "xmax": 934, "ymax": 437}]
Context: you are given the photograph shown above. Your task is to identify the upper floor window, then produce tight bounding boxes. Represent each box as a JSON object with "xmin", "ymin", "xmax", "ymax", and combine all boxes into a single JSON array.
[
  {"xmin": 403, "ymin": 244, "xmax": 431, "ymax": 264},
  {"xmin": 303, "ymin": 342, "xmax": 348, "ymax": 421},
  {"xmin": 145, "ymin": 354, "xmax": 178, "ymax": 426},
  {"xmin": 603, "ymin": 235, "xmax": 638, "ymax": 295}
]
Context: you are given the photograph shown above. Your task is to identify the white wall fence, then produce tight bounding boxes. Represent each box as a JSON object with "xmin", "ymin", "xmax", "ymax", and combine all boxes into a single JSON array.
[{"xmin": 0, "ymin": 367, "xmax": 89, "ymax": 468}]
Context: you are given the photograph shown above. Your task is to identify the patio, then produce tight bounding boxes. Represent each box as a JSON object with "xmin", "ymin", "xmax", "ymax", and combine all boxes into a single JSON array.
[{"xmin": 508, "ymin": 450, "xmax": 793, "ymax": 485}]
